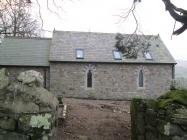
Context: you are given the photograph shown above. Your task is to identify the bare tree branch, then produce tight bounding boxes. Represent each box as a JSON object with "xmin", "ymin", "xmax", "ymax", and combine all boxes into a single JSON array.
[
  {"xmin": 46, "ymin": 0, "xmax": 62, "ymax": 19},
  {"xmin": 35, "ymin": 0, "xmax": 43, "ymax": 29},
  {"xmin": 0, "ymin": 0, "xmax": 40, "ymax": 37},
  {"xmin": 162, "ymin": 0, "xmax": 187, "ymax": 35}
]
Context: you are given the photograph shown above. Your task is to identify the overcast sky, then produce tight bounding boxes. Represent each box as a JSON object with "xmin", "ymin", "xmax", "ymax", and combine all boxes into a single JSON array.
[{"xmin": 33, "ymin": 0, "xmax": 187, "ymax": 60}]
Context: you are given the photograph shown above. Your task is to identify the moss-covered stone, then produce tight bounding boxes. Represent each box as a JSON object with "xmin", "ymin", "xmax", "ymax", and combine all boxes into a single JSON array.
[
  {"xmin": 157, "ymin": 120, "xmax": 169, "ymax": 135},
  {"xmin": 172, "ymin": 136, "xmax": 187, "ymax": 140},
  {"xmin": 18, "ymin": 115, "xmax": 32, "ymax": 132},
  {"xmin": 0, "ymin": 100, "xmax": 39, "ymax": 114},
  {"xmin": 145, "ymin": 131, "xmax": 158, "ymax": 140},
  {"xmin": 131, "ymin": 98, "xmax": 146, "ymax": 140},
  {"xmin": 131, "ymin": 90, "xmax": 187, "ymax": 140},
  {"xmin": 0, "ymin": 118, "xmax": 16, "ymax": 131},
  {"xmin": 145, "ymin": 99, "xmax": 158, "ymax": 109},
  {"xmin": 157, "ymin": 90, "xmax": 187, "ymax": 109},
  {"xmin": 0, "ymin": 131, "xmax": 29, "ymax": 140},
  {"xmin": 164, "ymin": 123, "xmax": 185, "ymax": 136},
  {"xmin": 157, "ymin": 134, "xmax": 171, "ymax": 140},
  {"xmin": 0, "ymin": 69, "xmax": 59, "ymax": 140},
  {"xmin": 145, "ymin": 108, "xmax": 157, "ymax": 126},
  {"xmin": 17, "ymin": 70, "xmax": 44, "ymax": 87},
  {"xmin": 29, "ymin": 114, "xmax": 52, "ymax": 130},
  {"xmin": 172, "ymin": 109, "xmax": 187, "ymax": 125},
  {"xmin": 0, "ymin": 68, "xmax": 9, "ymax": 90}
]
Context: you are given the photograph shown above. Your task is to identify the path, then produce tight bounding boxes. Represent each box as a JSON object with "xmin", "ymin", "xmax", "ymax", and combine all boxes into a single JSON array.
[{"xmin": 57, "ymin": 98, "xmax": 131, "ymax": 140}]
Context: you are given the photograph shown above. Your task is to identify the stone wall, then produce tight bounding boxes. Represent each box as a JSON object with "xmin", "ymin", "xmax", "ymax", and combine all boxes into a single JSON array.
[
  {"xmin": 0, "ymin": 68, "xmax": 58, "ymax": 140},
  {"xmin": 50, "ymin": 62, "xmax": 173, "ymax": 100},
  {"xmin": 131, "ymin": 90, "xmax": 187, "ymax": 140},
  {"xmin": 0, "ymin": 66, "xmax": 50, "ymax": 89}
]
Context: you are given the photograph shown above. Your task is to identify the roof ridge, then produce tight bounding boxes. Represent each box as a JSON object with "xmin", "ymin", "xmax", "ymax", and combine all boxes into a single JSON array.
[
  {"xmin": 5, "ymin": 36, "xmax": 52, "ymax": 40},
  {"xmin": 53, "ymin": 30, "xmax": 158, "ymax": 37}
]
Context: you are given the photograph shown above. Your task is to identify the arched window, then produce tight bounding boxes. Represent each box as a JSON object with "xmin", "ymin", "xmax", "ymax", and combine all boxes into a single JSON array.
[
  {"xmin": 87, "ymin": 70, "xmax": 92, "ymax": 88},
  {"xmin": 139, "ymin": 70, "xmax": 144, "ymax": 87}
]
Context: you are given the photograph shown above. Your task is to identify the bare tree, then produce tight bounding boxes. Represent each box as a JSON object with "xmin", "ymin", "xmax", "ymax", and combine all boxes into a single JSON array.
[
  {"xmin": 162, "ymin": 0, "xmax": 187, "ymax": 35},
  {"xmin": 3, "ymin": 0, "xmax": 186, "ymax": 36},
  {"xmin": 131, "ymin": 0, "xmax": 187, "ymax": 35},
  {"xmin": 0, "ymin": 0, "xmax": 40, "ymax": 37}
]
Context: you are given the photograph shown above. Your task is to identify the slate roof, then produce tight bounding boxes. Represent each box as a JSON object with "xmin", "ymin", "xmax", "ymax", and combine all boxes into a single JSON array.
[
  {"xmin": 0, "ymin": 37, "xmax": 51, "ymax": 66},
  {"xmin": 50, "ymin": 31, "xmax": 176, "ymax": 64}
]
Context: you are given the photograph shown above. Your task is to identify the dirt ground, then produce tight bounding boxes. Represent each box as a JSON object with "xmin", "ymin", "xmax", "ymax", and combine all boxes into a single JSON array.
[{"xmin": 57, "ymin": 98, "xmax": 131, "ymax": 140}]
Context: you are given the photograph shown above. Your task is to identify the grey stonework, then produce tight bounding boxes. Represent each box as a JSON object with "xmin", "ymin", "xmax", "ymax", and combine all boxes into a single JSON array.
[
  {"xmin": 0, "ymin": 66, "xmax": 50, "ymax": 89},
  {"xmin": 131, "ymin": 91, "xmax": 187, "ymax": 140},
  {"xmin": 0, "ymin": 68, "xmax": 58, "ymax": 140},
  {"xmin": 50, "ymin": 62, "xmax": 173, "ymax": 100}
]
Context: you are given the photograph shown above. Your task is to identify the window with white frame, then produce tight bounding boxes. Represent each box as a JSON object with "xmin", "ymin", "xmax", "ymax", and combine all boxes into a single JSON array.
[
  {"xmin": 143, "ymin": 51, "xmax": 152, "ymax": 60},
  {"xmin": 113, "ymin": 50, "xmax": 122, "ymax": 60},
  {"xmin": 76, "ymin": 49, "xmax": 84, "ymax": 59}
]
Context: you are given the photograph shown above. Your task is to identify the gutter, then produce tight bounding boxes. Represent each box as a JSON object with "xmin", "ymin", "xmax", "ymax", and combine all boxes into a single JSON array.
[{"xmin": 49, "ymin": 60, "xmax": 177, "ymax": 65}]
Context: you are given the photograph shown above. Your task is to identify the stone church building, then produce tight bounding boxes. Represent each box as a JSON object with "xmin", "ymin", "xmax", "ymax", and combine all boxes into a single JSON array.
[{"xmin": 0, "ymin": 31, "xmax": 176, "ymax": 99}]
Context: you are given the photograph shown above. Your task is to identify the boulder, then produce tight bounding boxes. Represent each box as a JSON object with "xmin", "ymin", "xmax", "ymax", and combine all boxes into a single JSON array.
[
  {"xmin": 0, "ymin": 117, "xmax": 16, "ymax": 131},
  {"xmin": 131, "ymin": 90, "xmax": 187, "ymax": 140},
  {"xmin": 3, "ymin": 70, "xmax": 58, "ymax": 113},
  {"xmin": 0, "ymin": 68, "xmax": 9, "ymax": 90},
  {"xmin": 0, "ymin": 68, "xmax": 59, "ymax": 140},
  {"xmin": 17, "ymin": 70, "xmax": 44, "ymax": 87},
  {"xmin": 0, "ymin": 131, "xmax": 29, "ymax": 140},
  {"xmin": 0, "ymin": 100, "xmax": 39, "ymax": 114},
  {"xmin": 18, "ymin": 113, "xmax": 53, "ymax": 132}
]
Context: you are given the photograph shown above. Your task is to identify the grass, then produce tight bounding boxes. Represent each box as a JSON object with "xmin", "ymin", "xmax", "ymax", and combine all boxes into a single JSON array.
[{"xmin": 157, "ymin": 90, "xmax": 187, "ymax": 109}]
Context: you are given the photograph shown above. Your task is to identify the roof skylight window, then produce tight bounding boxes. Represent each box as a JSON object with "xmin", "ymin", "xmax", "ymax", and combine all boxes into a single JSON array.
[
  {"xmin": 76, "ymin": 49, "xmax": 84, "ymax": 59},
  {"xmin": 144, "ymin": 51, "xmax": 152, "ymax": 60},
  {"xmin": 113, "ymin": 50, "xmax": 122, "ymax": 60}
]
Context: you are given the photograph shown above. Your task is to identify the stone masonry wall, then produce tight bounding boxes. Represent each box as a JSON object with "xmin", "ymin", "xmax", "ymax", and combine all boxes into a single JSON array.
[
  {"xmin": 0, "ymin": 68, "xmax": 58, "ymax": 140},
  {"xmin": 50, "ymin": 62, "xmax": 173, "ymax": 99},
  {"xmin": 131, "ymin": 91, "xmax": 187, "ymax": 140},
  {"xmin": 0, "ymin": 66, "xmax": 50, "ymax": 89}
]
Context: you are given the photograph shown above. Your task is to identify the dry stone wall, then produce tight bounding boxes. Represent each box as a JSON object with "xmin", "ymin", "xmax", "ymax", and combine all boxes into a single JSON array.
[
  {"xmin": 0, "ymin": 68, "xmax": 58, "ymax": 140},
  {"xmin": 131, "ymin": 90, "xmax": 187, "ymax": 140}
]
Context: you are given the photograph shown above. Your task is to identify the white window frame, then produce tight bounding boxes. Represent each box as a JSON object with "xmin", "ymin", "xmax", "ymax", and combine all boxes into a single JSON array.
[
  {"xmin": 143, "ymin": 51, "xmax": 152, "ymax": 60},
  {"xmin": 113, "ymin": 50, "xmax": 122, "ymax": 60},
  {"xmin": 76, "ymin": 49, "xmax": 84, "ymax": 59}
]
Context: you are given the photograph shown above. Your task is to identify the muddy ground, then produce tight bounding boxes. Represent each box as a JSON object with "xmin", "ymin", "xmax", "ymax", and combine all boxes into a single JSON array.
[{"xmin": 57, "ymin": 98, "xmax": 131, "ymax": 140}]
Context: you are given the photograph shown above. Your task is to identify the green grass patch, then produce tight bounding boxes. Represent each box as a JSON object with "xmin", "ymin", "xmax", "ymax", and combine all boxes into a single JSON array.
[{"xmin": 157, "ymin": 90, "xmax": 187, "ymax": 109}]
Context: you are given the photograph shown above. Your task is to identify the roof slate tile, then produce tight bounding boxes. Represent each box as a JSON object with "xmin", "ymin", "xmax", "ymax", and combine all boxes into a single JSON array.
[
  {"xmin": 49, "ymin": 31, "xmax": 176, "ymax": 64},
  {"xmin": 0, "ymin": 38, "xmax": 51, "ymax": 66}
]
